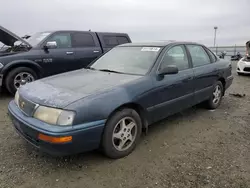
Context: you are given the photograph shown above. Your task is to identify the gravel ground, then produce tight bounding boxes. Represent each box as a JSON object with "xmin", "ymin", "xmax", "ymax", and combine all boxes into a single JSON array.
[{"xmin": 0, "ymin": 62, "xmax": 250, "ymax": 188}]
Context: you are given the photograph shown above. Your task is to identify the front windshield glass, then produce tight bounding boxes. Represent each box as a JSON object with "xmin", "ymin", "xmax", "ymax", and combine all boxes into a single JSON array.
[
  {"xmin": 90, "ymin": 46, "xmax": 162, "ymax": 75},
  {"xmin": 26, "ymin": 32, "xmax": 51, "ymax": 46}
]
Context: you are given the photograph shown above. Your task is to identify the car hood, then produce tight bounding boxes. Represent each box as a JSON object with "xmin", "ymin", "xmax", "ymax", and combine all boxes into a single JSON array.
[
  {"xmin": 19, "ymin": 69, "xmax": 142, "ymax": 108},
  {"xmin": 0, "ymin": 25, "xmax": 31, "ymax": 47}
]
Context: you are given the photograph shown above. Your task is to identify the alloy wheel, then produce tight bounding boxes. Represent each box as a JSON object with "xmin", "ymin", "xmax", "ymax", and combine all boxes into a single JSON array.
[
  {"xmin": 112, "ymin": 117, "xmax": 138, "ymax": 151},
  {"xmin": 212, "ymin": 85, "xmax": 222, "ymax": 104},
  {"xmin": 14, "ymin": 72, "xmax": 35, "ymax": 89}
]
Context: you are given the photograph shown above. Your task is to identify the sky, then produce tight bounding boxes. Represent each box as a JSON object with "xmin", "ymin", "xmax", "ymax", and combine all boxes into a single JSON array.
[{"xmin": 0, "ymin": 0, "xmax": 249, "ymax": 47}]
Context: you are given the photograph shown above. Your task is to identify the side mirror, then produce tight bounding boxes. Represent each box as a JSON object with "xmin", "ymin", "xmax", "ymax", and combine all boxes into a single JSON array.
[
  {"xmin": 158, "ymin": 65, "xmax": 178, "ymax": 75},
  {"xmin": 44, "ymin": 41, "xmax": 57, "ymax": 50}
]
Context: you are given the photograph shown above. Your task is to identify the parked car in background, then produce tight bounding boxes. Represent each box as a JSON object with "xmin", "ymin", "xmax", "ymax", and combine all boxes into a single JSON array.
[
  {"xmin": 8, "ymin": 41, "xmax": 233, "ymax": 159},
  {"xmin": 218, "ymin": 51, "xmax": 227, "ymax": 59},
  {"xmin": 0, "ymin": 25, "xmax": 131, "ymax": 94},
  {"xmin": 246, "ymin": 40, "xmax": 250, "ymax": 57},
  {"xmin": 231, "ymin": 52, "xmax": 242, "ymax": 61},
  {"xmin": 236, "ymin": 56, "xmax": 250, "ymax": 75}
]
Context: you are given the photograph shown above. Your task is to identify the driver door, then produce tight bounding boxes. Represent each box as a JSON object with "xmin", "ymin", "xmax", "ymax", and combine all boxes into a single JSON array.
[
  {"xmin": 151, "ymin": 45, "xmax": 195, "ymax": 122},
  {"xmin": 39, "ymin": 32, "xmax": 75, "ymax": 76}
]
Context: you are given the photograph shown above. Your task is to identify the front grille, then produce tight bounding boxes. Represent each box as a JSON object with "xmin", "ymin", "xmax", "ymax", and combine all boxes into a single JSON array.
[
  {"xmin": 18, "ymin": 95, "xmax": 37, "ymax": 116},
  {"xmin": 243, "ymin": 67, "xmax": 250, "ymax": 72}
]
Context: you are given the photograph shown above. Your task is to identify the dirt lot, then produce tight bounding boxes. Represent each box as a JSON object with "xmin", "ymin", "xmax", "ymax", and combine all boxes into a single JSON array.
[{"xmin": 0, "ymin": 62, "xmax": 250, "ymax": 188}]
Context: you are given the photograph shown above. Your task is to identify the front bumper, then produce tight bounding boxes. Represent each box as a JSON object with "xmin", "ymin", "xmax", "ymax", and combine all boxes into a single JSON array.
[
  {"xmin": 8, "ymin": 100, "xmax": 106, "ymax": 156},
  {"xmin": 237, "ymin": 62, "xmax": 250, "ymax": 74}
]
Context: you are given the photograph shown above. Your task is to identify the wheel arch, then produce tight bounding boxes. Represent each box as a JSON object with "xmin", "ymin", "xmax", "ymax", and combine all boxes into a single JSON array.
[
  {"xmin": 106, "ymin": 102, "xmax": 149, "ymax": 130},
  {"xmin": 218, "ymin": 77, "xmax": 226, "ymax": 95},
  {"xmin": 2, "ymin": 60, "xmax": 43, "ymax": 80}
]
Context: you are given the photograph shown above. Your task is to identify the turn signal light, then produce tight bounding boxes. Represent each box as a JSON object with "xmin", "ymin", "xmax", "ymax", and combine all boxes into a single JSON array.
[{"xmin": 38, "ymin": 134, "xmax": 72, "ymax": 144}]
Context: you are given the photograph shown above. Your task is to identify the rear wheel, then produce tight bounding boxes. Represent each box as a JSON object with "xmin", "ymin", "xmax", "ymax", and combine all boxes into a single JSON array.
[
  {"xmin": 205, "ymin": 81, "xmax": 223, "ymax": 109},
  {"xmin": 5, "ymin": 67, "xmax": 37, "ymax": 95},
  {"xmin": 102, "ymin": 108, "xmax": 142, "ymax": 159}
]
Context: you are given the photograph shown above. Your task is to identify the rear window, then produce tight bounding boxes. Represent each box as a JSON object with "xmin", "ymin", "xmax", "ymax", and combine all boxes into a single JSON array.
[
  {"xmin": 103, "ymin": 36, "xmax": 129, "ymax": 47},
  {"xmin": 72, "ymin": 33, "xmax": 95, "ymax": 47}
]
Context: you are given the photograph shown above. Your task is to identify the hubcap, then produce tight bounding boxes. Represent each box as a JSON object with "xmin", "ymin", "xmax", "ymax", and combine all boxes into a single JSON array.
[
  {"xmin": 112, "ymin": 117, "xmax": 137, "ymax": 151},
  {"xmin": 14, "ymin": 72, "xmax": 35, "ymax": 89},
  {"xmin": 212, "ymin": 85, "xmax": 222, "ymax": 104}
]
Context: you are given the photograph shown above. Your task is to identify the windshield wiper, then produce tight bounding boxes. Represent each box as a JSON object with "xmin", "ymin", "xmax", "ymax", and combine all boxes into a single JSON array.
[{"xmin": 98, "ymin": 69, "xmax": 123, "ymax": 74}]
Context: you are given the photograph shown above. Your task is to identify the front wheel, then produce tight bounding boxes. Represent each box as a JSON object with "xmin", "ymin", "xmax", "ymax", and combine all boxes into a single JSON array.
[
  {"xmin": 5, "ymin": 67, "xmax": 37, "ymax": 95},
  {"xmin": 205, "ymin": 81, "xmax": 224, "ymax": 109},
  {"xmin": 102, "ymin": 108, "xmax": 142, "ymax": 159}
]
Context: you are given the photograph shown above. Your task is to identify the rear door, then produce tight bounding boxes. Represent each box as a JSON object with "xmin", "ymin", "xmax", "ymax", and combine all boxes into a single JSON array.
[
  {"xmin": 186, "ymin": 44, "xmax": 218, "ymax": 104},
  {"xmin": 39, "ymin": 31, "xmax": 75, "ymax": 76},
  {"xmin": 71, "ymin": 32, "xmax": 102, "ymax": 68}
]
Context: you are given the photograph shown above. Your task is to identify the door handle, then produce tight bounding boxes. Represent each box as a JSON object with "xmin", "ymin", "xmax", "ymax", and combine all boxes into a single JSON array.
[
  {"xmin": 66, "ymin": 51, "xmax": 74, "ymax": 55},
  {"xmin": 93, "ymin": 51, "xmax": 100, "ymax": 53}
]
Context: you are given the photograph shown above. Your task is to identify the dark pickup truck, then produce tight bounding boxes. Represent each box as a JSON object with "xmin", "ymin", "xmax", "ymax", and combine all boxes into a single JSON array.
[{"xmin": 0, "ymin": 26, "xmax": 131, "ymax": 94}]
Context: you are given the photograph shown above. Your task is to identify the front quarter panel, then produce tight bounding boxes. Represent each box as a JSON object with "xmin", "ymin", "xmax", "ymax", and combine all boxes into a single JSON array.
[
  {"xmin": 66, "ymin": 76, "xmax": 154, "ymax": 125},
  {"xmin": 0, "ymin": 50, "xmax": 43, "ymax": 75}
]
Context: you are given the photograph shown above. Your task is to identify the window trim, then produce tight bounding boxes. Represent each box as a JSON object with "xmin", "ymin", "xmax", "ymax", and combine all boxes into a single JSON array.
[
  {"xmin": 41, "ymin": 31, "xmax": 72, "ymax": 49},
  {"xmin": 185, "ymin": 44, "xmax": 212, "ymax": 68},
  {"xmin": 156, "ymin": 44, "xmax": 191, "ymax": 74}
]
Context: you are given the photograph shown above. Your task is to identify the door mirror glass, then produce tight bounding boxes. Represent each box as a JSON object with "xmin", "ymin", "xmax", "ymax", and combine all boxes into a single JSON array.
[
  {"xmin": 158, "ymin": 65, "xmax": 178, "ymax": 75},
  {"xmin": 44, "ymin": 41, "xmax": 57, "ymax": 49}
]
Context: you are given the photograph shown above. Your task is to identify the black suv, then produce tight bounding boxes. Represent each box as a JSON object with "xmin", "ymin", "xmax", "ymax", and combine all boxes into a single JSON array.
[{"xmin": 0, "ymin": 26, "xmax": 131, "ymax": 94}]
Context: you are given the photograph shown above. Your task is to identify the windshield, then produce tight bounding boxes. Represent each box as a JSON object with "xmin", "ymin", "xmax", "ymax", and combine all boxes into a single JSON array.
[
  {"xmin": 26, "ymin": 32, "xmax": 51, "ymax": 46},
  {"xmin": 90, "ymin": 46, "xmax": 162, "ymax": 75}
]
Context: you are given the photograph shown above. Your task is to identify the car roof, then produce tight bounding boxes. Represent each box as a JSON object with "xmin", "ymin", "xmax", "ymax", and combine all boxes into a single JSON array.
[
  {"xmin": 40, "ymin": 30, "xmax": 128, "ymax": 35},
  {"xmin": 119, "ymin": 41, "xmax": 202, "ymax": 47}
]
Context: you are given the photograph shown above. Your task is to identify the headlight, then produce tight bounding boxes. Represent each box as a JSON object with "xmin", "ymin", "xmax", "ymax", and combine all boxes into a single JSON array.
[
  {"xmin": 0, "ymin": 63, "xmax": 3, "ymax": 69},
  {"xmin": 33, "ymin": 106, "xmax": 75, "ymax": 126},
  {"xmin": 14, "ymin": 90, "xmax": 20, "ymax": 106}
]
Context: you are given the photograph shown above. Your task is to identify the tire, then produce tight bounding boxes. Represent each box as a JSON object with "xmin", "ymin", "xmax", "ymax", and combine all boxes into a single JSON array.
[
  {"xmin": 205, "ymin": 81, "xmax": 224, "ymax": 109},
  {"xmin": 237, "ymin": 72, "xmax": 244, "ymax": 76},
  {"xmin": 102, "ymin": 108, "xmax": 142, "ymax": 159},
  {"xmin": 5, "ymin": 67, "xmax": 38, "ymax": 95}
]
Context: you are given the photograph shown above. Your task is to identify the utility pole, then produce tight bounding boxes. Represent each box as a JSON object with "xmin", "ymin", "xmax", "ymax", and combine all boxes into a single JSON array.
[{"xmin": 214, "ymin": 26, "xmax": 218, "ymax": 47}]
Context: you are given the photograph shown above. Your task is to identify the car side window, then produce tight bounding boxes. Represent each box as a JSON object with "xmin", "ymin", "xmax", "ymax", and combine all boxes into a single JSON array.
[
  {"xmin": 117, "ymin": 36, "xmax": 129, "ymax": 44},
  {"xmin": 47, "ymin": 33, "xmax": 71, "ymax": 48},
  {"xmin": 206, "ymin": 48, "xmax": 217, "ymax": 63},
  {"xmin": 159, "ymin": 45, "xmax": 189, "ymax": 71},
  {"xmin": 186, "ymin": 45, "xmax": 211, "ymax": 67},
  {"xmin": 71, "ymin": 32, "xmax": 96, "ymax": 47},
  {"xmin": 103, "ymin": 36, "xmax": 119, "ymax": 47}
]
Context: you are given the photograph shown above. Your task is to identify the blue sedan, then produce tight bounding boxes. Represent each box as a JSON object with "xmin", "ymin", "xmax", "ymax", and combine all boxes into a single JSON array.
[{"xmin": 8, "ymin": 42, "xmax": 233, "ymax": 158}]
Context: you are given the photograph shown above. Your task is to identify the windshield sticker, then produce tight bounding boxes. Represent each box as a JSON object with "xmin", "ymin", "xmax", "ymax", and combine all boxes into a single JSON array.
[{"xmin": 141, "ymin": 47, "xmax": 160, "ymax": 52}]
